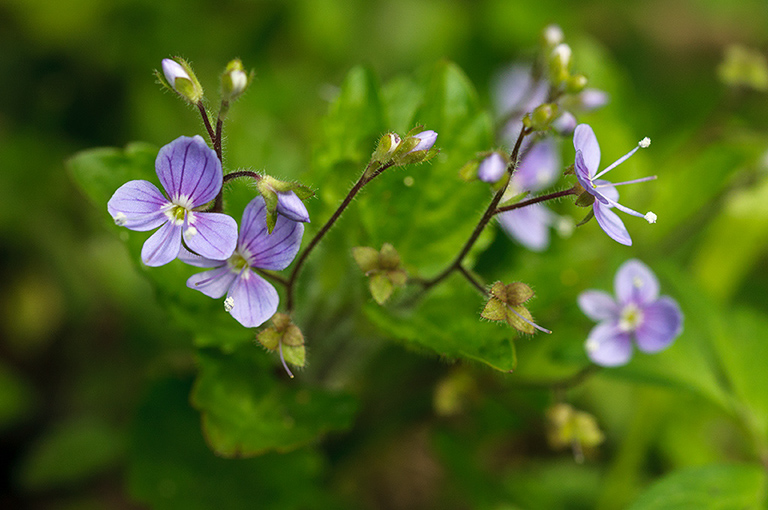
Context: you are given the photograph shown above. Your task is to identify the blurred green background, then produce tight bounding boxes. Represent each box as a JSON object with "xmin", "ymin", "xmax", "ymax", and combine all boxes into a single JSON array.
[{"xmin": 3, "ymin": 0, "xmax": 768, "ymax": 508}]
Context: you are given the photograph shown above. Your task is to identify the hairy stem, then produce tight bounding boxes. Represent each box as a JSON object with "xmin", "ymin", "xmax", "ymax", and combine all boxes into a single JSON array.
[
  {"xmin": 286, "ymin": 162, "xmax": 392, "ymax": 311},
  {"xmin": 495, "ymin": 187, "xmax": 577, "ymax": 214}
]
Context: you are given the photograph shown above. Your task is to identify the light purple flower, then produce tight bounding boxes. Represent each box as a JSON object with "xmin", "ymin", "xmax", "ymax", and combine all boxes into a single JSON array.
[
  {"xmin": 161, "ymin": 59, "xmax": 190, "ymax": 88},
  {"xmin": 276, "ymin": 191, "xmax": 310, "ymax": 223},
  {"xmin": 477, "ymin": 152, "xmax": 507, "ymax": 183},
  {"xmin": 181, "ymin": 196, "xmax": 303, "ymax": 328},
  {"xmin": 107, "ymin": 135, "xmax": 237, "ymax": 267},
  {"xmin": 409, "ymin": 130, "xmax": 438, "ymax": 153},
  {"xmin": 578, "ymin": 259, "xmax": 683, "ymax": 366},
  {"xmin": 573, "ymin": 124, "xmax": 656, "ymax": 246},
  {"xmin": 496, "ymin": 138, "xmax": 561, "ymax": 251}
]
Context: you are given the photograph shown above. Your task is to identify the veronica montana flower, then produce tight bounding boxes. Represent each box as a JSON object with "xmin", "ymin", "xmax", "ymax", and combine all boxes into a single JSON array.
[
  {"xmin": 107, "ymin": 135, "xmax": 237, "ymax": 266},
  {"xmin": 578, "ymin": 259, "xmax": 683, "ymax": 366},
  {"xmin": 573, "ymin": 124, "xmax": 656, "ymax": 246},
  {"xmin": 181, "ymin": 196, "xmax": 303, "ymax": 328}
]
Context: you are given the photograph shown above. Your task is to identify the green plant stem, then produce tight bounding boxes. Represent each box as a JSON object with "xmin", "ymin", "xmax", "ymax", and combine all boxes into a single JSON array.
[
  {"xmin": 285, "ymin": 162, "xmax": 393, "ymax": 312},
  {"xmin": 420, "ymin": 127, "xmax": 530, "ymax": 292}
]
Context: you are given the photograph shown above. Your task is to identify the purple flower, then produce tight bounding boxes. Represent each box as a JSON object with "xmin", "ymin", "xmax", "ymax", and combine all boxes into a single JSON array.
[
  {"xmin": 477, "ymin": 152, "xmax": 507, "ymax": 183},
  {"xmin": 409, "ymin": 130, "xmax": 438, "ymax": 152},
  {"xmin": 275, "ymin": 191, "xmax": 310, "ymax": 223},
  {"xmin": 107, "ymin": 135, "xmax": 237, "ymax": 267},
  {"xmin": 578, "ymin": 259, "xmax": 683, "ymax": 366},
  {"xmin": 573, "ymin": 124, "xmax": 656, "ymax": 246},
  {"xmin": 181, "ymin": 196, "xmax": 303, "ymax": 328},
  {"xmin": 496, "ymin": 139, "xmax": 561, "ymax": 251}
]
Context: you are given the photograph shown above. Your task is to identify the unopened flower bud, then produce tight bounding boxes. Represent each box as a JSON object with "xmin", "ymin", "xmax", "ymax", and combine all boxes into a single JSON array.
[
  {"xmin": 393, "ymin": 128, "xmax": 439, "ymax": 166},
  {"xmin": 372, "ymin": 132, "xmax": 402, "ymax": 164},
  {"xmin": 542, "ymin": 24, "xmax": 564, "ymax": 48},
  {"xmin": 160, "ymin": 58, "xmax": 204, "ymax": 104},
  {"xmin": 528, "ymin": 103, "xmax": 559, "ymax": 131},
  {"xmin": 221, "ymin": 59, "xmax": 249, "ymax": 102},
  {"xmin": 409, "ymin": 130, "xmax": 438, "ymax": 153},
  {"xmin": 549, "ymin": 43, "xmax": 572, "ymax": 85},
  {"xmin": 566, "ymin": 74, "xmax": 588, "ymax": 94},
  {"xmin": 477, "ymin": 152, "xmax": 507, "ymax": 183}
]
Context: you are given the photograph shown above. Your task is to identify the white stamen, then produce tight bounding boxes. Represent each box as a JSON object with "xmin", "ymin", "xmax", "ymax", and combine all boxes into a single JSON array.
[
  {"xmin": 633, "ymin": 276, "xmax": 644, "ymax": 288},
  {"xmin": 586, "ymin": 337, "xmax": 600, "ymax": 353},
  {"xmin": 113, "ymin": 212, "xmax": 127, "ymax": 226},
  {"xmin": 644, "ymin": 211, "xmax": 657, "ymax": 223},
  {"xmin": 224, "ymin": 296, "xmax": 234, "ymax": 312},
  {"xmin": 184, "ymin": 226, "xmax": 198, "ymax": 237},
  {"xmin": 639, "ymin": 137, "xmax": 651, "ymax": 148}
]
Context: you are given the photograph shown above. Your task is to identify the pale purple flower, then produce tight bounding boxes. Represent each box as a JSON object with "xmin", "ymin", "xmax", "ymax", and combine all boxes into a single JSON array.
[
  {"xmin": 573, "ymin": 124, "xmax": 656, "ymax": 246},
  {"xmin": 477, "ymin": 152, "xmax": 507, "ymax": 183},
  {"xmin": 181, "ymin": 196, "xmax": 303, "ymax": 328},
  {"xmin": 107, "ymin": 135, "xmax": 237, "ymax": 267},
  {"xmin": 276, "ymin": 191, "xmax": 310, "ymax": 223},
  {"xmin": 496, "ymin": 138, "xmax": 561, "ymax": 251},
  {"xmin": 161, "ymin": 59, "xmax": 190, "ymax": 88},
  {"xmin": 578, "ymin": 259, "xmax": 683, "ymax": 366},
  {"xmin": 409, "ymin": 130, "xmax": 438, "ymax": 152}
]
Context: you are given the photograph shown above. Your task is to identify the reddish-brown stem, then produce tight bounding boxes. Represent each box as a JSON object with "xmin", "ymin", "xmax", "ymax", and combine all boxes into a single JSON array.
[
  {"xmin": 223, "ymin": 170, "xmax": 262, "ymax": 184},
  {"xmin": 495, "ymin": 187, "xmax": 577, "ymax": 214}
]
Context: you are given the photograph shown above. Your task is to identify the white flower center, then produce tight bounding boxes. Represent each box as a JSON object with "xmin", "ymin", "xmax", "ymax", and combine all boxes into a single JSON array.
[{"xmin": 619, "ymin": 303, "xmax": 644, "ymax": 332}]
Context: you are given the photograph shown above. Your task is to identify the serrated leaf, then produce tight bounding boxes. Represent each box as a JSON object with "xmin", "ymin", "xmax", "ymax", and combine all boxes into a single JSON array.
[
  {"xmin": 369, "ymin": 273, "xmax": 394, "ymax": 305},
  {"xmin": 191, "ymin": 349, "xmax": 357, "ymax": 457},
  {"xmin": 627, "ymin": 464, "xmax": 766, "ymax": 510}
]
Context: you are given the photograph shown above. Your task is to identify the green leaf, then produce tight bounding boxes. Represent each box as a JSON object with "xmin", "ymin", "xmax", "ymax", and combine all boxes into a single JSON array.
[
  {"xmin": 18, "ymin": 417, "xmax": 125, "ymax": 491},
  {"xmin": 627, "ymin": 464, "xmax": 767, "ymax": 510},
  {"xmin": 191, "ymin": 348, "xmax": 358, "ymax": 457},
  {"xmin": 369, "ymin": 273, "xmax": 394, "ymax": 304},
  {"xmin": 129, "ymin": 378, "xmax": 341, "ymax": 510},
  {"xmin": 366, "ymin": 274, "xmax": 517, "ymax": 372}
]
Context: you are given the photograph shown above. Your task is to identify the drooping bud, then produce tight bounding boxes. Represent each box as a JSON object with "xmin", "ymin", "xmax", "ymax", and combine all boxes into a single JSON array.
[
  {"xmin": 221, "ymin": 58, "xmax": 250, "ymax": 102},
  {"xmin": 257, "ymin": 313, "xmax": 306, "ymax": 377},
  {"xmin": 257, "ymin": 175, "xmax": 313, "ymax": 232},
  {"xmin": 353, "ymin": 243, "xmax": 408, "ymax": 305},
  {"xmin": 546, "ymin": 403, "xmax": 605, "ymax": 462},
  {"xmin": 523, "ymin": 103, "xmax": 559, "ymax": 131},
  {"xmin": 158, "ymin": 57, "xmax": 204, "ymax": 104}
]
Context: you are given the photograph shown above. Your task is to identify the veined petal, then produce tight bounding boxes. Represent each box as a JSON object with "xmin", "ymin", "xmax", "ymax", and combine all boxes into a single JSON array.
[
  {"xmin": 239, "ymin": 197, "xmax": 304, "ymax": 271},
  {"xmin": 141, "ymin": 220, "xmax": 183, "ymax": 267},
  {"xmin": 573, "ymin": 124, "xmax": 600, "ymax": 176},
  {"xmin": 593, "ymin": 201, "xmax": 632, "ymax": 246},
  {"xmin": 574, "ymin": 151, "xmax": 596, "ymax": 195},
  {"xmin": 177, "ymin": 244, "xmax": 226, "ymax": 268},
  {"xmin": 183, "ymin": 212, "xmax": 237, "ymax": 261},
  {"xmin": 514, "ymin": 139, "xmax": 560, "ymax": 192},
  {"xmin": 186, "ymin": 265, "xmax": 238, "ymax": 299},
  {"xmin": 497, "ymin": 204, "xmax": 552, "ymax": 252},
  {"xmin": 585, "ymin": 322, "xmax": 633, "ymax": 367},
  {"xmin": 578, "ymin": 290, "xmax": 620, "ymax": 322},
  {"xmin": 226, "ymin": 270, "xmax": 279, "ymax": 328},
  {"xmin": 615, "ymin": 259, "xmax": 660, "ymax": 305},
  {"xmin": 276, "ymin": 191, "xmax": 310, "ymax": 223},
  {"xmin": 107, "ymin": 180, "xmax": 169, "ymax": 231},
  {"xmin": 635, "ymin": 297, "xmax": 683, "ymax": 353},
  {"xmin": 156, "ymin": 135, "xmax": 222, "ymax": 207},
  {"xmin": 593, "ymin": 179, "xmax": 619, "ymax": 203}
]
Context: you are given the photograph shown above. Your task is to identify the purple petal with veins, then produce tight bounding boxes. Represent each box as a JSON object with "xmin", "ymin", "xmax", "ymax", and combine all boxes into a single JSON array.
[
  {"xmin": 573, "ymin": 124, "xmax": 601, "ymax": 175},
  {"xmin": 107, "ymin": 180, "xmax": 169, "ymax": 231},
  {"xmin": 186, "ymin": 265, "xmax": 238, "ymax": 299},
  {"xmin": 183, "ymin": 212, "xmax": 237, "ymax": 261},
  {"xmin": 578, "ymin": 290, "xmax": 620, "ymax": 322},
  {"xmin": 634, "ymin": 297, "xmax": 683, "ymax": 353},
  {"xmin": 155, "ymin": 135, "xmax": 222, "ymax": 206},
  {"xmin": 276, "ymin": 191, "xmax": 310, "ymax": 223},
  {"xmin": 226, "ymin": 270, "xmax": 279, "ymax": 328},
  {"xmin": 593, "ymin": 202, "xmax": 631, "ymax": 246},
  {"xmin": 239, "ymin": 197, "xmax": 304, "ymax": 271},
  {"xmin": 141, "ymin": 220, "xmax": 183, "ymax": 267}
]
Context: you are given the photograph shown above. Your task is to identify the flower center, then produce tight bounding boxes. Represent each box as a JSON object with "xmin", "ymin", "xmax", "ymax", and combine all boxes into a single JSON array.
[
  {"xmin": 166, "ymin": 204, "xmax": 187, "ymax": 225},
  {"xmin": 619, "ymin": 303, "xmax": 644, "ymax": 332},
  {"xmin": 227, "ymin": 251, "xmax": 250, "ymax": 272}
]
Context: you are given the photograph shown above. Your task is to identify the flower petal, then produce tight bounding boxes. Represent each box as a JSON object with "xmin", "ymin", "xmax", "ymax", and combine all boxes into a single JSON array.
[
  {"xmin": 276, "ymin": 191, "xmax": 310, "ymax": 223},
  {"xmin": 577, "ymin": 89, "xmax": 610, "ymax": 112},
  {"xmin": 239, "ymin": 197, "xmax": 304, "ymax": 271},
  {"xmin": 514, "ymin": 139, "xmax": 560, "ymax": 192},
  {"xmin": 578, "ymin": 290, "xmax": 620, "ymax": 322},
  {"xmin": 635, "ymin": 297, "xmax": 683, "ymax": 353},
  {"xmin": 593, "ymin": 179, "xmax": 619, "ymax": 203},
  {"xmin": 186, "ymin": 265, "xmax": 238, "ymax": 299},
  {"xmin": 498, "ymin": 204, "xmax": 552, "ymax": 252},
  {"xmin": 585, "ymin": 322, "xmax": 633, "ymax": 367},
  {"xmin": 107, "ymin": 180, "xmax": 169, "ymax": 231},
  {"xmin": 574, "ymin": 151, "xmax": 596, "ymax": 194},
  {"xmin": 614, "ymin": 259, "xmax": 659, "ymax": 305},
  {"xmin": 478, "ymin": 153, "xmax": 507, "ymax": 183},
  {"xmin": 177, "ymin": 245, "xmax": 227, "ymax": 268},
  {"xmin": 573, "ymin": 124, "xmax": 600, "ymax": 176},
  {"xmin": 141, "ymin": 220, "xmax": 182, "ymax": 267},
  {"xmin": 156, "ymin": 135, "xmax": 222, "ymax": 207},
  {"xmin": 183, "ymin": 212, "xmax": 238, "ymax": 261},
  {"xmin": 226, "ymin": 270, "xmax": 279, "ymax": 328},
  {"xmin": 492, "ymin": 64, "xmax": 548, "ymax": 115},
  {"xmin": 593, "ymin": 201, "xmax": 632, "ymax": 246}
]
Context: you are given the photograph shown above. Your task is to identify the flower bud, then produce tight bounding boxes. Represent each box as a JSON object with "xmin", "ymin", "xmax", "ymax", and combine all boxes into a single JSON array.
[
  {"xmin": 549, "ymin": 43, "xmax": 572, "ymax": 85},
  {"xmin": 409, "ymin": 130, "xmax": 438, "ymax": 153},
  {"xmin": 371, "ymin": 132, "xmax": 402, "ymax": 164},
  {"xmin": 542, "ymin": 24, "xmax": 564, "ymax": 48},
  {"xmin": 477, "ymin": 152, "xmax": 507, "ymax": 183},
  {"xmin": 221, "ymin": 59, "xmax": 250, "ymax": 102},
  {"xmin": 393, "ymin": 128, "xmax": 439, "ymax": 166},
  {"xmin": 159, "ymin": 58, "xmax": 204, "ymax": 104},
  {"xmin": 525, "ymin": 103, "xmax": 559, "ymax": 131},
  {"xmin": 566, "ymin": 74, "xmax": 588, "ymax": 94}
]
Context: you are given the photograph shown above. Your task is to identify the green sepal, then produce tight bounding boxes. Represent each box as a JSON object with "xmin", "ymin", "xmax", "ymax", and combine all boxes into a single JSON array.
[
  {"xmin": 369, "ymin": 274, "xmax": 394, "ymax": 305},
  {"xmin": 576, "ymin": 208, "xmax": 595, "ymax": 227},
  {"xmin": 506, "ymin": 282, "xmax": 534, "ymax": 305},
  {"xmin": 387, "ymin": 269, "xmax": 408, "ymax": 287},
  {"xmin": 505, "ymin": 305, "xmax": 534, "ymax": 335},
  {"xmin": 282, "ymin": 343, "xmax": 306, "ymax": 368},
  {"xmin": 257, "ymin": 329, "xmax": 281, "ymax": 351},
  {"xmin": 481, "ymin": 298, "xmax": 507, "ymax": 322},
  {"xmin": 282, "ymin": 325, "xmax": 305, "ymax": 347},
  {"xmin": 271, "ymin": 312, "xmax": 292, "ymax": 331},
  {"xmin": 292, "ymin": 184, "xmax": 315, "ymax": 200},
  {"xmin": 574, "ymin": 190, "xmax": 595, "ymax": 208},
  {"xmin": 259, "ymin": 185, "xmax": 279, "ymax": 233},
  {"xmin": 371, "ymin": 132, "xmax": 402, "ymax": 164},
  {"xmin": 488, "ymin": 282, "xmax": 508, "ymax": 302},
  {"xmin": 352, "ymin": 247, "xmax": 380, "ymax": 273},
  {"xmin": 379, "ymin": 243, "xmax": 401, "ymax": 269}
]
